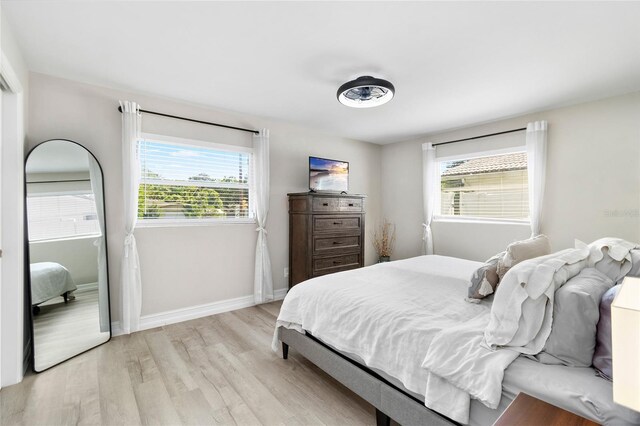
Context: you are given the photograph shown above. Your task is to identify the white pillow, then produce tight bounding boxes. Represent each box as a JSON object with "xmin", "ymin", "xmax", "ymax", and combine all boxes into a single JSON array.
[
  {"xmin": 577, "ymin": 238, "xmax": 639, "ymax": 283},
  {"xmin": 624, "ymin": 249, "xmax": 640, "ymax": 281}
]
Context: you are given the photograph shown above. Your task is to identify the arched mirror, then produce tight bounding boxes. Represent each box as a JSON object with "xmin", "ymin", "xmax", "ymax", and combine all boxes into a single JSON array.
[{"xmin": 25, "ymin": 139, "xmax": 111, "ymax": 372}]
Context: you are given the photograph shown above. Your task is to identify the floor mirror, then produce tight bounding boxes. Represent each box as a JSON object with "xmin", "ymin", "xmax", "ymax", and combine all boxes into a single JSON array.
[{"xmin": 25, "ymin": 139, "xmax": 111, "ymax": 372}]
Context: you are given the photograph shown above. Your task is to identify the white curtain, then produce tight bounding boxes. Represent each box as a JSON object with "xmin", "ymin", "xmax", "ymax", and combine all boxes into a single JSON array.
[
  {"xmin": 526, "ymin": 121, "xmax": 548, "ymax": 237},
  {"xmin": 253, "ymin": 129, "xmax": 274, "ymax": 304},
  {"xmin": 120, "ymin": 100, "xmax": 142, "ymax": 334},
  {"xmin": 422, "ymin": 142, "xmax": 438, "ymax": 255},
  {"xmin": 88, "ymin": 155, "xmax": 110, "ymax": 333}
]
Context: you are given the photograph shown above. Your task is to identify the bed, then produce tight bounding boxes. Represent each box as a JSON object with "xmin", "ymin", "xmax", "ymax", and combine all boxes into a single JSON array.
[
  {"xmin": 273, "ymin": 254, "xmax": 640, "ymax": 425},
  {"xmin": 30, "ymin": 262, "xmax": 77, "ymax": 307}
]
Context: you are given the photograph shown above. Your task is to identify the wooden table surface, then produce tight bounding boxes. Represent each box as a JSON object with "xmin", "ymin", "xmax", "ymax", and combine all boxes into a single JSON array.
[{"xmin": 494, "ymin": 392, "xmax": 599, "ymax": 426}]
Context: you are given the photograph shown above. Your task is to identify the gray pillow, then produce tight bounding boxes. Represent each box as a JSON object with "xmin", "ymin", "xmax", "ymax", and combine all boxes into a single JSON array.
[
  {"xmin": 467, "ymin": 252, "xmax": 503, "ymax": 302},
  {"xmin": 536, "ymin": 268, "xmax": 613, "ymax": 367},
  {"xmin": 593, "ymin": 284, "xmax": 621, "ymax": 380}
]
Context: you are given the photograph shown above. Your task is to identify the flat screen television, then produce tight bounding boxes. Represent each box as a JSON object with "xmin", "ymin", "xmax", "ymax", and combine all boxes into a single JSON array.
[{"xmin": 309, "ymin": 156, "xmax": 349, "ymax": 193}]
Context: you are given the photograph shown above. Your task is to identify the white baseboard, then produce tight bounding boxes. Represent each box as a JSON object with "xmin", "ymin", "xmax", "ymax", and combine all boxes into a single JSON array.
[
  {"xmin": 111, "ymin": 287, "xmax": 288, "ymax": 337},
  {"xmin": 76, "ymin": 282, "xmax": 98, "ymax": 292},
  {"xmin": 274, "ymin": 287, "xmax": 288, "ymax": 299},
  {"xmin": 110, "ymin": 321, "xmax": 123, "ymax": 337}
]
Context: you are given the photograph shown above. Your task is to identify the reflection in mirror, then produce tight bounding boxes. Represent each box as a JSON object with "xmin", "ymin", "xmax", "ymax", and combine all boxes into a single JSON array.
[{"xmin": 25, "ymin": 140, "xmax": 110, "ymax": 372}]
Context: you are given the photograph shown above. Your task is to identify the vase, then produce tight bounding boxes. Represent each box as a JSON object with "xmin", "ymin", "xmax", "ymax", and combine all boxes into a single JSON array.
[{"xmin": 378, "ymin": 256, "xmax": 390, "ymax": 263}]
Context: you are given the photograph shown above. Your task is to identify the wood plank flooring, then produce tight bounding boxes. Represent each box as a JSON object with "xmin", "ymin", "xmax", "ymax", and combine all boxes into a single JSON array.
[
  {"xmin": 0, "ymin": 301, "xmax": 377, "ymax": 426},
  {"xmin": 34, "ymin": 287, "xmax": 109, "ymax": 371}
]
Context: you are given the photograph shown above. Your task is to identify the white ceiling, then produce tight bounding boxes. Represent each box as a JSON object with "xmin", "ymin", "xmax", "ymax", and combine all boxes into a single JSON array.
[{"xmin": 4, "ymin": 1, "xmax": 640, "ymax": 144}]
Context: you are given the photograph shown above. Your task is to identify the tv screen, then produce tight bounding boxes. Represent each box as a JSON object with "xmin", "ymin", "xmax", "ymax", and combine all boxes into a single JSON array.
[{"xmin": 309, "ymin": 156, "xmax": 349, "ymax": 193}]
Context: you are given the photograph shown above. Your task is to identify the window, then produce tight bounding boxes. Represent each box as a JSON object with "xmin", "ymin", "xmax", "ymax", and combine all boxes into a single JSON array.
[
  {"xmin": 438, "ymin": 151, "xmax": 529, "ymax": 220},
  {"xmin": 137, "ymin": 137, "xmax": 252, "ymax": 223},
  {"xmin": 27, "ymin": 193, "xmax": 101, "ymax": 241}
]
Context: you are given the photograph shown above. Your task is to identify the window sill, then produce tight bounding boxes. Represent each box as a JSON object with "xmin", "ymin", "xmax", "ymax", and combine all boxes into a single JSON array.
[
  {"xmin": 29, "ymin": 234, "xmax": 102, "ymax": 244},
  {"xmin": 432, "ymin": 216, "xmax": 530, "ymax": 226},
  {"xmin": 136, "ymin": 218, "xmax": 257, "ymax": 229}
]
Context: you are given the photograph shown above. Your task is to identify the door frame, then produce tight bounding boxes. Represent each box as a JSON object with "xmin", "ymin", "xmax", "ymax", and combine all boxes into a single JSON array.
[{"xmin": 0, "ymin": 49, "xmax": 26, "ymax": 387}]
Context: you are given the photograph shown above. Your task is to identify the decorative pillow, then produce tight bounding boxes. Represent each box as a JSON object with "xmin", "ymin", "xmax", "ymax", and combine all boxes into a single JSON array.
[
  {"xmin": 593, "ymin": 284, "xmax": 621, "ymax": 380},
  {"xmin": 497, "ymin": 235, "xmax": 551, "ymax": 280},
  {"xmin": 467, "ymin": 252, "xmax": 504, "ymax": 303},
  {"xmin": 536, "ymin": 268, "xmax": 613, "ymax": 367}
]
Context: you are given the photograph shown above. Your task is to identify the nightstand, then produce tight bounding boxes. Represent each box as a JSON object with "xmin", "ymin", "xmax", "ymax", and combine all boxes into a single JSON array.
[{"xmin": 493, "ymin": 393, "xmax": 599, "ymax": 426}]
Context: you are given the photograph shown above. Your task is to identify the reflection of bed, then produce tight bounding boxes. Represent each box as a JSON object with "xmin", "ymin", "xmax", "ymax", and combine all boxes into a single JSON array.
[
  {"xmin": 30, "ymin": 262, "xmax": 77, "ymax": 306},
  {"xmin": 274, "ymin": 255, "xmax": 640, "ymax": 425}
]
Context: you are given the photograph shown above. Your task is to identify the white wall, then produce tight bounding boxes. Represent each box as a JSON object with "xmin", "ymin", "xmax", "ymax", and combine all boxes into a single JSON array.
[
  {"xmin": 382, "ymin": 92, "xmax": 640, "ymax": 261},
  {"xmin": 1, "ymin": 13, "xmax": 28, "ymax": 87},
  {"xmin": 1, "ymin": 8, "xmax": 29, "ymax": 386},
  {"xmin": 29, "ymin": 237, "xmax": 99, "ymax": 285},
  {"xmin": 27, "ymin": 73, "xmax": 382, "ymax": 320}
]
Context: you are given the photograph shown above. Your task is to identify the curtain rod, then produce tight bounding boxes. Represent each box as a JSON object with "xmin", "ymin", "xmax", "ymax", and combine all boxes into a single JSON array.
[
  {"xmin": 432, "ymin": 127, "xmax": 526, "ymax": 147},
  {"xmin": 117, "ymin": 106, "xmax": 260, "ymax": 135}
]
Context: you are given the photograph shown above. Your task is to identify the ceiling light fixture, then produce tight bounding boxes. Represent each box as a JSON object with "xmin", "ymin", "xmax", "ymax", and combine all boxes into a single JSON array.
[{"xmin": 337, "ymin": 76, "xmax": 395, "ymax": 108}]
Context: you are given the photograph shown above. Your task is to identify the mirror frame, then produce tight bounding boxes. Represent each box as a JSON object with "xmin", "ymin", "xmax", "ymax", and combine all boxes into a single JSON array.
[{"xmin": 24, "ymin": 139, "xmax": 112, "ymax": 373}]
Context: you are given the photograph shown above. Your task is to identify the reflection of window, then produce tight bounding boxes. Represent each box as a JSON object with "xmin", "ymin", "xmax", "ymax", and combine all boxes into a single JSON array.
[
  {"xmin": 137, "ymin": 137, "xmax": 253, "ymax": 222},
  {"xmin": 439, "ymin": 151, "xmax": 529, "ymax": 220},
  {"xmin": 27, "ymin": 193, "xmax": 101, "ymax": 241}
]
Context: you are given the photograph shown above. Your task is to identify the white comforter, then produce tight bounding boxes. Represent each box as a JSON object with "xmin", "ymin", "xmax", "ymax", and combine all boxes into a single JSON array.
[
  {"xmin": 30, "ymin": 262, "xmax": 77, "ymax": 305},
  {"xmin": 275, "ymin": 240, "xmax": 639, "ymax": 424},
  {"xmin": 421, "ymin": 248, "xmax": 590, "ymax": 422},
  {"xmin": 422, "ymin": 239, "xmax": 638, "ymax": 423},
  {"xmin": 274, "ymin": 255, "xmax": 487, "ymax": 421}
]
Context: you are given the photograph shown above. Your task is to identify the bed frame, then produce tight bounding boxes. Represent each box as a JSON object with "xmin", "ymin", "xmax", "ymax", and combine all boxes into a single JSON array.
[{"xmin": 277, "ymin": 327, "xmax": 457, "ymax": 426}]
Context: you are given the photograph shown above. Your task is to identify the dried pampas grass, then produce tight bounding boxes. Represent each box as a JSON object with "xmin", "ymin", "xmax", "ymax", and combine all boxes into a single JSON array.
[{"xmin": 372, "ymin": 219, "xmax": 396, "ymax": 258}]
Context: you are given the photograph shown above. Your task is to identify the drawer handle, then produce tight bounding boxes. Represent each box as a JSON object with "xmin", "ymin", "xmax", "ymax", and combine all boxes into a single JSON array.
[
  {"xmin": 348, "ymin": 203, "xmax": 354, "ymax": 207},
  {"xmin": 333, "ymin": 260, "xmax": 342, "ymax": 265},
  {"xmin": 333, "ymin": 221, "xmax": 343, "ymax": 225},
  {"xmin": 332, "ymin": 241, "xmax": 343, "ymax": 245},
  {"xmin": 322, "ymin": 203, "xmax": 329, "ymax": 206}
]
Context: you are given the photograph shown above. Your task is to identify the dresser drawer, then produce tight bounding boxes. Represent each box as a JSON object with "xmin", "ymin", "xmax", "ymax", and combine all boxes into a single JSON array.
[
  {"xmin": 313, "ymin": 216, "xmax": 362, "ymax": 233},
  {"xmin": 313, "ymin": 235, "xmax": 361, "ymax": 255},
  {"xmin": 313, "ymin": 253, "xmax": 361, "ymax": 275},
  {"xmin": 339, "ymin": 197, "xmax": 363, "ymax": 212},
  {"xmin": 312, "ymin": 197, "xmax": 340, "ymax": 212}
]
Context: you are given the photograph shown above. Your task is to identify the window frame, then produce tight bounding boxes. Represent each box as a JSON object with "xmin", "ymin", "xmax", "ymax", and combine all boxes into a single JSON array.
[
  {"xmin": 433, "ymin": 145, "xmax": 531, "ymax": 224},
  {"xmin": 136, "ymin": 133, "xmax": 256, "ymax": 228}
]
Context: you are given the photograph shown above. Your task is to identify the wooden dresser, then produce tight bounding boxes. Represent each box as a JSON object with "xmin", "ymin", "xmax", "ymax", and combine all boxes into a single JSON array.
[{"xmin": 288, "ymin": 192, "xmax": 366, "ymax": 288}]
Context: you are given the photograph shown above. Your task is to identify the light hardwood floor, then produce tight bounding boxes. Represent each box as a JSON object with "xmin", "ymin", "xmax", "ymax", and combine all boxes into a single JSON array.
[
  {"xmin": 34, "ymin": 287, "xmax": 109, "ymax": 371},
  {"xmin": 0, "ymin": 301, "xmax": 377, "ymax": 425}
]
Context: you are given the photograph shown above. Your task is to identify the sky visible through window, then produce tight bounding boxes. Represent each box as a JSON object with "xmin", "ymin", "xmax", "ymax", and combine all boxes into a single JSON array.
[
  {"xmin": 140, "ymin": 140, "xmax": 248, "ymax": 182},
  {"xmin": 137, "ymin": 139, "xmax": 251, "ymax": 220}
]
